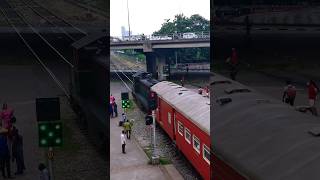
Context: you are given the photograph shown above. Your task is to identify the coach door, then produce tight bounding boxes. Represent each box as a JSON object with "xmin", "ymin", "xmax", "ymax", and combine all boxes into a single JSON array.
[{"xmin": 173, "ymin": 110, "xmax": 177, "ymax": 141}]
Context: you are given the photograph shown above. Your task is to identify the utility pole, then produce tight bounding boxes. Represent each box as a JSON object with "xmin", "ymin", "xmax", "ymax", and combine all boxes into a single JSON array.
[
  {"xmin": 126, "ymin": 0, "xmax": 131, "ymax": 38},
  {"xmin": 151, "ymin": 110, "xmax": 159, "ymax": 164},
  {"xmin": 152, "ymin": 110, "xmax": 156, "ymax": 153}
]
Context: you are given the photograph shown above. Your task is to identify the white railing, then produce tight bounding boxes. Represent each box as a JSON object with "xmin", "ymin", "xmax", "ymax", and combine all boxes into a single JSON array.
[{"xmin": 111, "ymin": 31, "xmax": 210, "ymax": 42}]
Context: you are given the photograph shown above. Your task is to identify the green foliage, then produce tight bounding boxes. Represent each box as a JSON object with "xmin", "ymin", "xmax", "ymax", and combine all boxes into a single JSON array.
[
  {"xmin": 153, "ymin": 14, "xmax": 209, "ymax": 35},
  {"xmin": 153, "ymin": 14, "xmax": 210, "ymax": 63}
]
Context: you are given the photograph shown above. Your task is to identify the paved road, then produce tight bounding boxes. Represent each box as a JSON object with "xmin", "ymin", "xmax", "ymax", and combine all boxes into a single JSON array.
[{"xmin": 110, "ymin": 81, "xmax": 168, "ymax": 180}]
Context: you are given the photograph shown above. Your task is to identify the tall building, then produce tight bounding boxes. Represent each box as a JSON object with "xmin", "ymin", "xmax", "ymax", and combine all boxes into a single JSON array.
[{"xmin": 121, "ymin": 26, "xmax": 132, "ymax": 38}]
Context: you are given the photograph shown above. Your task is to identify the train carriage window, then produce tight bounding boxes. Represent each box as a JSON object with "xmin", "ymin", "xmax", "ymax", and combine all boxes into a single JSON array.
[
  {"xmin": 185, "ymin": 128, "xmax": 191, "ymax": 144},
  {"xmin": 203, "ymin": 144, "xmax": 210, "ymax": 165},
  {"xmin": 168, "ymin": 112, "xmax": 171, "ymax": 124},
  {"xmin": 193, "ymin": 135, "xmax": 200, "ymax": 154},
  {"xmin": 178, "ymin": 121, "xmax": 184, "ymax": 136}
]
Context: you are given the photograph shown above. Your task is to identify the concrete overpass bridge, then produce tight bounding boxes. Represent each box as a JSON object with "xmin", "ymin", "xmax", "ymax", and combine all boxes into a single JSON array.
[
  {"xmin": 110, "ymin": 38, "xmax": 210, "ymax": 51},
  {"xmin": 110, "ymin": 33, "xmax": 210, "ymax": 80}
]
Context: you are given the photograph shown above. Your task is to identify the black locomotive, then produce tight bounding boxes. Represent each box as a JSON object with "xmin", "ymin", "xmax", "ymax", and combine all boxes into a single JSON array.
[
  {"xmin": 69, "ymin": 33, "xmax": 108, "ymax": 151},
  {"xmin": 132, "ymin": 71, "xmax": 159, "ymax": 114}
]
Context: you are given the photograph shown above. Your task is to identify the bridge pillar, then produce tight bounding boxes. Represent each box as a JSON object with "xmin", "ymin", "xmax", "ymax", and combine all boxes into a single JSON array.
[
  {"xmin": 145, "ymin": 53, "xmax": 157, "ymax": 78},
  {"xmin": 156, "ymin": 55, "xmax": 167, "ymax": 81}
]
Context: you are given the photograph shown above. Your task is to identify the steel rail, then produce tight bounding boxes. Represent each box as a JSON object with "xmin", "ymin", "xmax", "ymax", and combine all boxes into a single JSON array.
[
  {"xmin": 8, "ymin": 0, "xmax": 74, "ymax": 68},
  {"xmin": 26, "ymin": 0, "xmax": 87, "ymax": 35},
  {"xmin": 17, "ymin": 0, "xmax": 76, "ymax": 41},
  {"xmin": 0, "ymin": 5, "xmax": 70, "ymax": 98}
]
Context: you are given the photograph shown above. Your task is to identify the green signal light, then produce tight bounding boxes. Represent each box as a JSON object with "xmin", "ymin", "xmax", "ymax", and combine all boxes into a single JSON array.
[
  {"xmin": 55, "ymin": 124, "xmax": 61, "ymax": 129},
  {"xmin": 48, "ymin": 132, "xmax": 54, "ymax": 137},
  {"xmin": 41, "ymin": 139, "xmax": 47, "ymax": 145},
  {"xmin": 40, "ymin": 125, "xmax": 47, "ymax": 131},
  {"xmin": 55, "ymin": 138, "xmax": 61, "ymax": 144}
]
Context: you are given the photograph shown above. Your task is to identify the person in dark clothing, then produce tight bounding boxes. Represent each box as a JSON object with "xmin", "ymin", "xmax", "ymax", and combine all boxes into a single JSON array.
[
  {"xmin": 226, "ymin": 48, "xmax": 239, "ymax": 80},
  {"xmin": 109, "ymin": 103, "xmax": 113, "ymax": 118},
  {"xmin": 38, "ymin": 163, "xmax": 50, "ymax": 180},
  {"xmin": 282, "ymin": 80, "xmax": 297, "ymax": 106},
  {"xmin": 0, "ymin": 132, "xmax": 11, "ymax": 178},
  {"xmin": 12, "ymin": 128, "xmax": 25, "ymax": 175},
  {"xmin": 113, "ymin": 103, "xmax": 118, "ymax": 117},
  {"xmin": 180, "ymin": 76, "xmax": 185, "ymax": 87}
]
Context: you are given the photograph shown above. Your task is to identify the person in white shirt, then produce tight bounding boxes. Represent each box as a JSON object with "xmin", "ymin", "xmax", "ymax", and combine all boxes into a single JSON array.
[{"xmin": 121, "ymin": 131, "xmax": 126, "ymax": 154}]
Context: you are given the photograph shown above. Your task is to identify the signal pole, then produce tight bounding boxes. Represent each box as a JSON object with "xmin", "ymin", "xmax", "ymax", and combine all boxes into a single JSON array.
[{"xmin": 48, "ymin": 147, "xmax": 54, "ymax": 180}]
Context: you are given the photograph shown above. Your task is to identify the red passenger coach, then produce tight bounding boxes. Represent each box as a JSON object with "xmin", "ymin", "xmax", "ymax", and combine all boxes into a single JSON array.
[{"xmin": 151, "ymin": 81, "xmax": 210, "ymax": 180}]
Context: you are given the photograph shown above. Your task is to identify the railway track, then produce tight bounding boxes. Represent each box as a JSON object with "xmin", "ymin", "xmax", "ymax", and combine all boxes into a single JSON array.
[
  {"xmin": 9, "ymin": 0, "xmax": 86, "ymax": 41},
  {"xmin": 0, "ymin": 0, "xmax": 71, "ymax": 96},
  {"xmin": 63, "ymin": 0, "xmax": 107, "ymax": 18}
]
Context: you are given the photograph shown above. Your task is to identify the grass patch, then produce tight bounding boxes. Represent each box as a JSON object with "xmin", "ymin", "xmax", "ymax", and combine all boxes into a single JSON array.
[
  {"xmin": 143, "ymin": 146, "xmax": 172, "ymax": 165},
  {"xmin": 159, "ymin": 157, "xmax": 172, "ymax": 165}
]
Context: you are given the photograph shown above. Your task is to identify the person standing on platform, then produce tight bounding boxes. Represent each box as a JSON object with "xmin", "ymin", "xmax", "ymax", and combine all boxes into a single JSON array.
[
  {"xmin": 121, "ymin": 130, "xmax": 126, "ymax": 154},
  {"xmin": 123, "ymin": 120, "xmax": 131, "ymax": 139},
  {"xmin": 110, "ymin": 94, "xmax": 115, "ymax": 105},
  {"xmin": 0, "ymin": 129, "xmax": 11, "ymax": 179},
  {"xmin": 38, "ymin": 163, "xmax": 50, "ymax": 180},
  {"xmin": 0, "ymin": 103, "xmax": 14, "ymax": 130},
  {"xmin": 109, "ymin": 103, "xmax": 113, "ymax": 118},
  {"xmin": 226, "ymin": 48, "xmax": 239, "ymax": 80},
  {"xmin": 119, "ymin": 113, "xmax": 126, "ymax": 126},
  {"xmin": 180, "ymin": 76, "xmax": 185, "ymax": 87},
  {"xmin": 113, "ymin": 102, "xmax": 118, "ymax": 117},
  {"xmin": 308, "ymin": 80, "xmax": 319, "ymax": 116},
  {"xmin": 12, "ymin": 128, "xmax": 25, "ymax": 175},
  {"xmin": 282, "ymin": 80, "xmax": 297, "ymax": 106}
]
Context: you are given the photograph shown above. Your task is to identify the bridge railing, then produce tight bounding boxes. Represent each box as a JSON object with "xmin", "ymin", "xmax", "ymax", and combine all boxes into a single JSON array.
[{"xmin": 111, "ymin": 31, "xmax": 210, "ymax": 42}]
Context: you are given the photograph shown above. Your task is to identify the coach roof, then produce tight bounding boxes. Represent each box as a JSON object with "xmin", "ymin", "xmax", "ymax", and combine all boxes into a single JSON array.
[
  {"xmin": 151, "ymin": 81, "xmax": 210, "ymax": 134},
  {"xmin": 211, "ymin": 73, "xmax": 320, "ymax": 180}
]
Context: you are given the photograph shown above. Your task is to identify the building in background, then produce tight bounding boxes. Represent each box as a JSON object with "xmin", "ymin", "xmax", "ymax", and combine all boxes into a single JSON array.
[{"xmin": 121, "ymin": 26, "xmax": 132, "ymax": 38}]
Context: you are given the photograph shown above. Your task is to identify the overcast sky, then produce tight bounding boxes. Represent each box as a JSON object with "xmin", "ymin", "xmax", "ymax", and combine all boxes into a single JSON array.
[{"xmin": 110, "ymin": 0, "xmax": 210, "ymax": 36}]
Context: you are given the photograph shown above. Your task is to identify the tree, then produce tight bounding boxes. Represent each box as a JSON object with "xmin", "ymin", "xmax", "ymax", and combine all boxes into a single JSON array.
[
  {"xmin": 153, "ymin": 14, "xmax": 209, "ymax": 35},
  {"xmin": 153, "ymin": 14, "xmax": 210, "ymax": 63}
]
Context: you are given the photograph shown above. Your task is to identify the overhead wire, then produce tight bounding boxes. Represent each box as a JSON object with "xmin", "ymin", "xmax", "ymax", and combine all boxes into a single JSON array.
[
  {"xmin": 11, "ymin": 3, "xmax": 75, "ymax": 68},
  {"xmin": 0, "ymin": 6, "xmax": 70, "ymax": 98}
]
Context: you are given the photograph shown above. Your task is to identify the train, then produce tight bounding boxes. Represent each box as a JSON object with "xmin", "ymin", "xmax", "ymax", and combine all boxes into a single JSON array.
[
  {"xmin": 69, "ymin": 33, "xmax": 108, "ymax": 151},
  {"xmin": 132, "ymin": 72, "xmax": 211, "ymax": 180},
  {"xmin": 211, "ymin": 73, "xmax": 320, "ymax": 180},
  {"xmin": 132, "ymin": 71, "xmax": 159, "ymax": 113}
]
